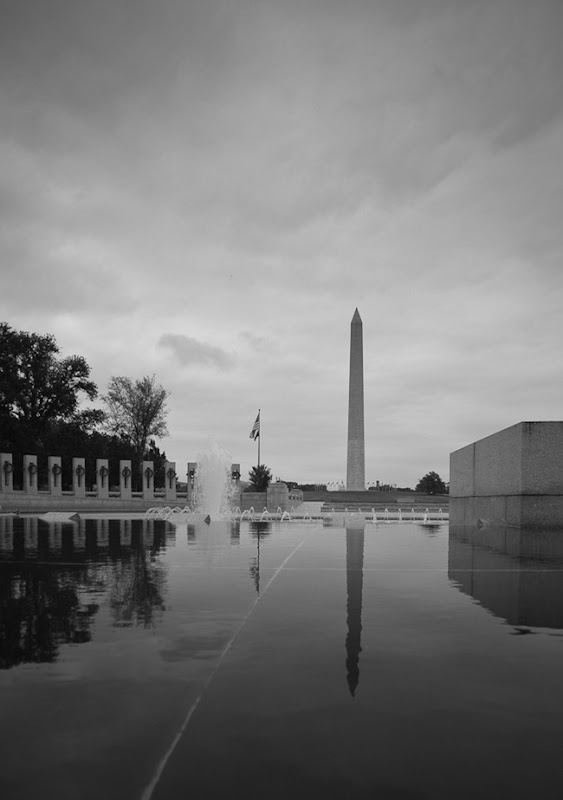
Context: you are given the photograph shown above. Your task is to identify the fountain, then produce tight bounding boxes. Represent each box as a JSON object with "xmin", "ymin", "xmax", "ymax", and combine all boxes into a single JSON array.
[
  {"xmin": 190, "ymin": 441, "xmax": 237, "ymax": 519},
  {"xmin": 146, "ymin": 441, "xmax": 237, "ymax": 522}
]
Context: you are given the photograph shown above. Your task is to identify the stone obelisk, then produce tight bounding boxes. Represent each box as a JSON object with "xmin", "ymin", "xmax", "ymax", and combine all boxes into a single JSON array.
[{"xmin": 346, "ymin": 308, "xmax": 365, "ymax": 490}]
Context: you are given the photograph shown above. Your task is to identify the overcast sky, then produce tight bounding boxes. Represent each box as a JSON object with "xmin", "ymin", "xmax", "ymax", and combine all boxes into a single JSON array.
[{"xmin": 1, "ymin": 0, "xmax": 563, "ymax": 487}]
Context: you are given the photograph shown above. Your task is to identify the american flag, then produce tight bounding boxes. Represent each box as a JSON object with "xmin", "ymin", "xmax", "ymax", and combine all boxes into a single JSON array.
[{"xmin": 249, "ymin": 412, "xmax": 260, "ymax": 440}]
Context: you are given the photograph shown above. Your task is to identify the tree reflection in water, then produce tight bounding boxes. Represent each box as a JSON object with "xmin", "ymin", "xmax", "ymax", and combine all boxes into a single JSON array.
[
  {"xmin": 0, "ymin": 518, "xmax": 169, "ymax": 667},
  {"xmin": 108, "ymin": 530, "xmax": 167, "ymax": 629},
  {"xmin": 0, "ymin": 560, "xmax": 100, "ymax": 670}
]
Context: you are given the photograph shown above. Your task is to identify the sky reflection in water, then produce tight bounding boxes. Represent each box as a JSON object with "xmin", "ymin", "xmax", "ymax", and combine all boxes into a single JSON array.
[{"xmin": 1, "ymin": 517, "xmax": 563, "ymax": 799}]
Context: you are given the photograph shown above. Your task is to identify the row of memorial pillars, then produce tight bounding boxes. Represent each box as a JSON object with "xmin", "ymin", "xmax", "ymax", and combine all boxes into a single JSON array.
[
  {"xmin": 0, "ymin": 453, "xmax": 181, "ymax": 500},
  {"xmin": 0, "ymin": 453, "xmax": 242, "ymax": 502}
]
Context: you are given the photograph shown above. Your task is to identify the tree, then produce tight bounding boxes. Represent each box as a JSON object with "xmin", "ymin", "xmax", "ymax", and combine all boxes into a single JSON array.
[
  {"xmin": 415, "ymin": 471, "xmax": 447, "ymax": 495},
  {"xmin": 0, "ymin": 322, "xmax": 102, "ymax": 449},
  {"xmin": 0, "ymin": 325, "xmax": 172, "ymax": 493},
  {"xmin": 247, "ymin": 464, "xmax": 272, "ymax": 492},
  {"xmin": 39, "ymin": 421, "xmax": 137, "ymax": 490},
  {"xmin": 102, "ymin": 375, "xmax": 169, "ymax": 465}
]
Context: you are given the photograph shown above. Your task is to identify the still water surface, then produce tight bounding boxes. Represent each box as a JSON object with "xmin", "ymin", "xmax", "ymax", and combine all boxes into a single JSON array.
[{"xmin": 1, "ymin": 516, "xmax": 563, "ymax": 799}]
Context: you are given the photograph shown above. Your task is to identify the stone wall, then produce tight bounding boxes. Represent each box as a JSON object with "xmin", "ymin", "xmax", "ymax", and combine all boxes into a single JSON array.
[
  {"xmin": 239, "ymin": 492, "xmax": 267, "ymax": 512},
  {"xmin": 450, "ymin": 421, "xmax": 563, "ymax": 528},
  {"xmin": 238, "ymin": 483, "xmax": 303, "ymax": 512}
]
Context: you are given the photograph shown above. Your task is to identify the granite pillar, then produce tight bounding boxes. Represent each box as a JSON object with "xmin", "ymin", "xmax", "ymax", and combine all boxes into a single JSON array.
[
  {"xmin": 165, "ymin": 461, "xmax": 177, "ymax": 501},
  {"xmin": 1, "ymin": 453, "xmax": 14, "ymax": 493},
  {"xmin": 48, "ymin": 456, "xmax": 63, "ymax": 496},
  {"xmin": 72, "ymin": 458, "xmax": 86, "ymax": 498},
  {"xmin": 142, "ymin": 460, "xmax": 155, "ymax": 500},
  {"xmin": 24, "ymin": 455, "xmax": 38, "ymax": 495},
  {"xmin": 96, "ymin": 459, "xmax": 110, "ymax": 499},
  {"xmin": 120, "ymin": 460, "xmax": 132, "ymax": 501}
]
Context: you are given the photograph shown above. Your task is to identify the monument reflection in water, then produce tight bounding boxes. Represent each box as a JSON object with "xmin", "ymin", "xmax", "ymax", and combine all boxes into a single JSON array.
[
  {"xmin": 3, "ymin": 517, "xmax": 563, "ymax": 799},
  {"xmin": 245, "ymin": 518, "xmax": 365, "ymax": 697},
  {"xmin": 345, "ymin": 525, "xmax": 364, "ymax": 697},
  {"xmin": 0, "ymin": 515, "xmax": 365, "ymax": 698}
]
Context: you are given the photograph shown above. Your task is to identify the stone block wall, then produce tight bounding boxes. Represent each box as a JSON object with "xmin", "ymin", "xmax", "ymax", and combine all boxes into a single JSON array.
[
  {"xmin": 238, "ymin": 483, "xmax": 303, "ymax": 512},
  {"xmin": 450, "ymin": 422, "xmax": 563, "ymax": 529},
  {"xmin": 239, "ymin": 492, "xmax": 267, "ymax": 512}
]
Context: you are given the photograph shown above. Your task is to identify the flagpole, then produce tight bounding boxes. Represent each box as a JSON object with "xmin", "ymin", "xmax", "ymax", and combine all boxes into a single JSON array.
[{"xmin": 257, "ymin": 408, "xmax": 261, "ymax": 467}]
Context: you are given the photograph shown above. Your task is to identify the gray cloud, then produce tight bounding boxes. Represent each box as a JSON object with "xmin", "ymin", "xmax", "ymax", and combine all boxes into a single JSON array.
[
  {"xmin": 2, "ymin": 0, "xmax": 563, "ymax": 485},
  {"xmin": 157, "ymin": 334, "xmax": 234, "ymax": 370},
  {"xmin": 238, "ymin": 331, "xmax": 276, "ymax": 353}
]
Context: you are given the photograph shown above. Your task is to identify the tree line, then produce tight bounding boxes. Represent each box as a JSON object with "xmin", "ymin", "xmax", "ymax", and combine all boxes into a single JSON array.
[
  {"xmin": 0, "ymin": 323, "xmax": 169, "ymax": 491},
  {"xmin": 245, "ymin": 472, "xmax": 448, "ymax": 494}
]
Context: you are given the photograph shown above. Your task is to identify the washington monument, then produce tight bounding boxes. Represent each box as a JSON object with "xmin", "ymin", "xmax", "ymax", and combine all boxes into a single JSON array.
[{"xmin": 346, "ymin": 308, "xmax": 365, "ymax": 490}]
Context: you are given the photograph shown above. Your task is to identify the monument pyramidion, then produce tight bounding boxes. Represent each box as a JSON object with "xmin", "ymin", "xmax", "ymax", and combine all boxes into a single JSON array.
[{"xmin": 346, "ymin": 308, "xmax": 365, "ymax": 491}]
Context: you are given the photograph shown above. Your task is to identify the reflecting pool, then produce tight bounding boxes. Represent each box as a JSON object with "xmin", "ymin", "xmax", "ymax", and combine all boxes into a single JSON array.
[{"xmin": 1, "ymin": 516, "xmax": 563, "ymax": 799}]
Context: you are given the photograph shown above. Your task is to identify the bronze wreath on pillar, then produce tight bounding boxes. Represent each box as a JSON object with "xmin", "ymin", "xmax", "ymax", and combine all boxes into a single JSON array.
[
  {"xmin": 99, "ymin": 465, "xmax": 109, "ymax": 488},
  {"xmin": 3, "ymin": 461, "xmax": 13, "ymax": 487},
  {"xmin": 75, "ymin": 464, "xmax": 86, "ymax": 488},
  {"xmin": 51, "ymin": 463, "xmax": 62, "ymax": 488},
  {"xmin": 27, "ymin": 462, "xmax": 38, "ymax": 487},
  {"xmin": 121, "ymin": 466, "xmax": 131, "ymax": 488},
  {"xmin": 144, "ymin": 467, "xmax": 154, "ymax": 489},
  {"xmin": 166, "ymin": 467, "xmax": 176, "ymax": 490}
]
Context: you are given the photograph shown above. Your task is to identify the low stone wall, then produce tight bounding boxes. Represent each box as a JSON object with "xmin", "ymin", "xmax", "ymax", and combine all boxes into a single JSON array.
[
  {"xmin": 302, "ymin": 490, "xmax": 449, "ymax": 506},
  {"xmin": 450, "ymin": 421, "xmax": 563, "ymax": 528},
  {"xmin": 239, "ymin": 492, "xmax": 267, "ymax": 511},
  {"xmin": 238, "ymin": 483, "xmax": 302, "ymax": 512}
]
